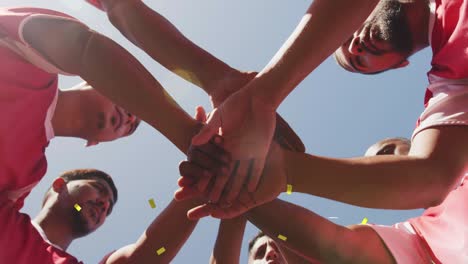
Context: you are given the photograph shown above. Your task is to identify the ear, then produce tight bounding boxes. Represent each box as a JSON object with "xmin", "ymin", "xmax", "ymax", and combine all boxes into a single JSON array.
[
  {"xmin": 86, "ymin": 141, "xmax": 99, "ymax": 147},
  {"xmin": 52, "ymin": 178, "xmax": 67, "ymax": 193},
  {"xmin": 393, "ymin": 59, "xmax": 409, "ymax": 69}
]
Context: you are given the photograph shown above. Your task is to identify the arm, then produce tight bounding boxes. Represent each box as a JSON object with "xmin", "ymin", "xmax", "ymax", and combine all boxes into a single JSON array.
[
  {"xmin": 22, "ymin": 15, "xmax": 198, "ymax": 152},
  {"xmin": 102, "ymin": 0, "xmax": 236, "ymax": 97},
  {"xmin": 184, "ymin": 126, "xmax": 468, "ymax": 220},
  {"xmin": 209, "ymin": 214, "xmax": 311, "ymax": 264},
  {"xmin": 246, "ymin": 199, "xmax": 391, "ymax": 264},
  {"xmin": 190, "ymin": 0, "xmax": 379, "ymax": 203},
  {"xmin": 287, "ymin": 126, "xmax": 468, "ymax": 209},
  {"xmin": 210, "ymin": 216, "xmax": 246, "ymax": 264},
  {"xmin": 102, "ymin": 199, "xmax": 200, "ymax": 264},
  {"xmin": 103, "ymin": 108, "xmax": 223, "ymax": 264},
  {"xmin": 247, "ymin": 0, "xmax": 380, "ymax": 108}
]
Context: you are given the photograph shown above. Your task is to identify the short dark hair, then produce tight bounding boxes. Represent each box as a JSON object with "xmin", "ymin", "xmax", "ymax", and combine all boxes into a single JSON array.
[
  {"xmin": 42, "ymin": 169, "xmax": 118, "ymax": 210},
  {"xmin": 248, "ymin": 231, "xmax": 266, "ymax": 254}
]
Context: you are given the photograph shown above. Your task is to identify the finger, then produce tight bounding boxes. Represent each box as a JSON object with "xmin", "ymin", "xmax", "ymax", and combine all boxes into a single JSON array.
[
  {"xmin": 179, "ymin": 161, "xmax": 213, "ymax": 182},
  {"xmin": 196, "ymin": 175, "xmax": 211, "ymax": 193},
  {"xmin": 191, "ymin": 110, "xmax": 221, "ymax": 146},
  {"xmin": 187, "ymin": 203, "xmax": 213, "ymax": 220},
  {"xmin": 187, "ymin": 149, "xmax": 225, "ymax": 173},
  {"xmin": 194, "ymin": 106, "xmax": 207, "ymax": 122},
  {"xmin": 174, "ymin": 186, "xmax": 202, "ymax": 201},
  {"xmin": 210, "ymin": 195, "xmax": 250, "ymax": 219},
  {"xmin": 206, "ymin": 162, "xmax": 232, "ymax": 203},
  {"xmin": 246, "ymin": 158, "xmax": 266, "ymax": 192},
  {"xmin": 178, "ymin": 176, "xmax": 195, "ymax": 187},
  {"xmin": 189, "ymin": 140, "xmax": 230, "ymax": 166},
  {"xmin": 223, "ymin": 160, "xmax": 249, "ymax": 203}
]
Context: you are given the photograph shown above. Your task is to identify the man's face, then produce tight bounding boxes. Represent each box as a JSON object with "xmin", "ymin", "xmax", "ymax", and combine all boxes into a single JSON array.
[
  {"xmin": 365, "ymin": 138, "xmax": 410, "ymax": 156},
  {"xmin": 249, "ymin": 236, "xmax": 287, "ymax": 264},
  {"xmin": 334, "ymin": 0, "xmax": 413, "ymax": 74},
  {"xmin": 81, "ymin": 88, "xmax": 140, "ymax": 143},
  {"xmin": 64, "ymin": 178, "xmax": 115, "ymax": 237}
]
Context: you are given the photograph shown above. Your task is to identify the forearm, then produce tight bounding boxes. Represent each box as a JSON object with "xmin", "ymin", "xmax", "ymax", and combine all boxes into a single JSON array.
[
  {"xmin": 23, "ymin": 17, "xmax": 199, "ymax": 152},
  {"xmin": 80, "ymin": 32, "xmax": 199, "ymax": 152},
  {"xmin": 210, "ymin": 216, "xmax": 246, "ymax": 264},
  {"xmin": 106, "ymin": 1, "xmax": 235, "ymax": 94},
  {"xmin": 280, "ymin": 246, "xmax": 318, "ymax": 264},
  {"xmin": 285, "ymin": 150, "xmax": 449, "ymax": 209},
  {"xmin": 246, "ymin": 199, "xmax": 350, "ymax": 263},
  {"xmin": 249, "ymin": 0, "xmax": 379, "ymax": 108},
  {"xmin": 121, "ymin": 199, "xmax": 201, "ymax": 264}
]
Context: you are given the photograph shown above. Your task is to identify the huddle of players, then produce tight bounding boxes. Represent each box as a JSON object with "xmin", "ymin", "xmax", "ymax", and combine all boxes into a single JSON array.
[{"xmin": 1, "ymin": 0, "xmax": 467, "ymax": 263}]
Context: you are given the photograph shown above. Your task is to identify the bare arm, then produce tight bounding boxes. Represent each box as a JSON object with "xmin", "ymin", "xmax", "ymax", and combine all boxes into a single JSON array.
[
  {"xmin": 102, "ymin": 199, "xmax": 200, "ymax": 264},
  {"xmin": 103, "ymin": 0, "xmax": 236, "ymax": 95},
  {"xmin": 210, "ymin": 216, "xmax": 246, "ymax": 264},
  {"xmin": 22, "ymin": 16, "xmax": 198, "ymax": 152},
  {"xmin": 209, "ymin": 215, "xmax": 311, "ymax": 264},
  {"xmin": 247, "ymin": 199, "xmax": 392, "ymax": 264},
  {"xmin": 287, "ymin": 126, "xmax": 468, "ymax": 209},
  {"xmin": 248, "ymin": 0, "xmax": 380, "ymax": 108},
  {"xmin": 186, "ymin": 126, "xmax": 468, "ymax": 219}
]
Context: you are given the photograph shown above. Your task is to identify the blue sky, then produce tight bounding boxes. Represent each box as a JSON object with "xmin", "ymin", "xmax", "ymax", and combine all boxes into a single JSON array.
[{"xmin": 8, "ymin": 0, "xmax": 432, "ymax": 263}]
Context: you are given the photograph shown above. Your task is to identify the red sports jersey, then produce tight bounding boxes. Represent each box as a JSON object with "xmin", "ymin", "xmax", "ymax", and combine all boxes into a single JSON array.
[
  {"xmin": 428, "ymin": 0, "xmax": 468, "ymax": 80},
  {"xmin": 410, "ymin": 1, "xmax": 468, "ymax": 263},
  {"xmin": 410, "ymin": 177, "xmax": 468, "ymax": 264},
  {"xmin": 0, "ymin": 197, "xmax": 82, "ymax": 264},
  {"xmin": 0, "ymin": 7, "xmax": 77, "ymax": 210},
  {"xmin": 0, "ymin": 7, "xmax": 84, "ymax": 264}
]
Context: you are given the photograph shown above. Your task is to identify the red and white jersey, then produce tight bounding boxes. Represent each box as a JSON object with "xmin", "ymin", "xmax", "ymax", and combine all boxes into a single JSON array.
[
  {"xmin": 0, "ymin": 7, "xmax": 75, "ymax": 210},
  {"xmin": 428, "ymin": 0, "xmax": 468, "ymax": 80},
  {"xmin": 410, "ymin": 2, "xmax": 468, "ymax": 263},
  {"xmin": 0, "ymin": 7, "xmax": 83, "ymax": 264},
  {"xmin": 0, "ymin": 196, "xmax": 83, "ymax": 264},
  {"xmin": 409, "ymin": 177, "xmax": 468, "ymax": 264}
]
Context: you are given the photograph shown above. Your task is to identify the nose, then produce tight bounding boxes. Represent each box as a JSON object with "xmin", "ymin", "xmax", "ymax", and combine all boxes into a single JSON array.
[
  {"xmin": 265, "ymin": 245, "xmax": 278, "ymax": 261},
  {"xmin": 126, "ymin": 111, "xmax": 136, "ymax": 124},
  {"xmin": 348, "ymin": 36, "xmax": 363, "ymax": 55}
]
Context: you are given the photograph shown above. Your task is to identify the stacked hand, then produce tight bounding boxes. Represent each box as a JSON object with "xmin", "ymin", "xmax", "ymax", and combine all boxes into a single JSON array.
[
  {"xmin": 176, "ymin": 101, "xmax": 297, "ymax": 219},
  {"xmin": 210, "ymin": 71, "xmax": 305, "ymax": 153},
  {"xmin": 177, "ymin": 133, "xmax": 288, "ymax": 220}
]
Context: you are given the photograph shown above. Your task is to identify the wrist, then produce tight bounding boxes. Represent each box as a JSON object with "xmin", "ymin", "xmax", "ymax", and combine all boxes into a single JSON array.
[{"xmin": 244, "ymin": 76, "xmax": 280, "ymax": 111}]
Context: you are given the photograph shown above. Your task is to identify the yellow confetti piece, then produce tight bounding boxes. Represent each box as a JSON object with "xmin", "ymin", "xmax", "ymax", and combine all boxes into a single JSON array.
[
  {"xmin": 74, "ymin": 204, "xmax": 82, "ymax": 212},
  {"xmin": 156, "ymin": 247, "xmax": 166, "ymax": 255},
  {"xmin": 286, "ymin": 184, "xmax": 293, "ymax": 195},
  {"xmin": 361, "ymin": 217, "xmax": 368, "ymax": 225},
  {"xmin": 148, "ymin": 199, "xmax": 156, "ymax": 209},
  {"xmin": 277, "ymin": 234, "xmax": 287, "ymax": 241}
]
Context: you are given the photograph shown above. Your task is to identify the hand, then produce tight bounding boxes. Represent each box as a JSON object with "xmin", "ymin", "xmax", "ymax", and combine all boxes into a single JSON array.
[
  {"xmin": 177, "ymin": 141, "xmax": 287, "ymax": 219},
  {"xmin": 179, "ymin": 107, "xmax": 231, "ymax": 194},
  {"xmin": 191, "ymin": 89, "xmax": 277, "ymax": 204},
  {"xmin": 210, "ymin": 71, "xmax": 305, "ymax": 153}
]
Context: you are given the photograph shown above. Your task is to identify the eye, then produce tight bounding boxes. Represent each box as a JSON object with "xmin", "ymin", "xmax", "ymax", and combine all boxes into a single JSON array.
[{"xmin": 376, "ymin": 144, "xmax": 396, "ymax": 155}]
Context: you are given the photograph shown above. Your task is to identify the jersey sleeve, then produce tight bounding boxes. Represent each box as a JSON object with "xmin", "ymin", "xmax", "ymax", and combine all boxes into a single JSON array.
[{"xmin": 0, "ymin": 7, "xmax": 83, "ymax": 75}]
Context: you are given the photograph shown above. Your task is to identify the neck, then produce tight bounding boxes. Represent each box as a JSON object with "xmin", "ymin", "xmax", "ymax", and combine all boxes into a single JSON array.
[
  {"xmin": 52, "ymin": 88, "xmax": 87, "ymax": 139},
  {"xmin": 33, "ymin": 208, "xmax": 74, "ymax": 250},
  {"xmin": 405, "ymin": 0, "xmax": 431, "ymax": 54}
]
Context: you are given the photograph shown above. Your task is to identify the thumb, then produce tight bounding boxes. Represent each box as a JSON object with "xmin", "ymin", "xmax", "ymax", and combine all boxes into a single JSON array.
[
  {"xmin": 191, "ymin": 110, "xmax": 221, "ymax": 146},
  {"xmin": 194, "ymin": 106, "xmax": 207, "ymax": 122}
]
